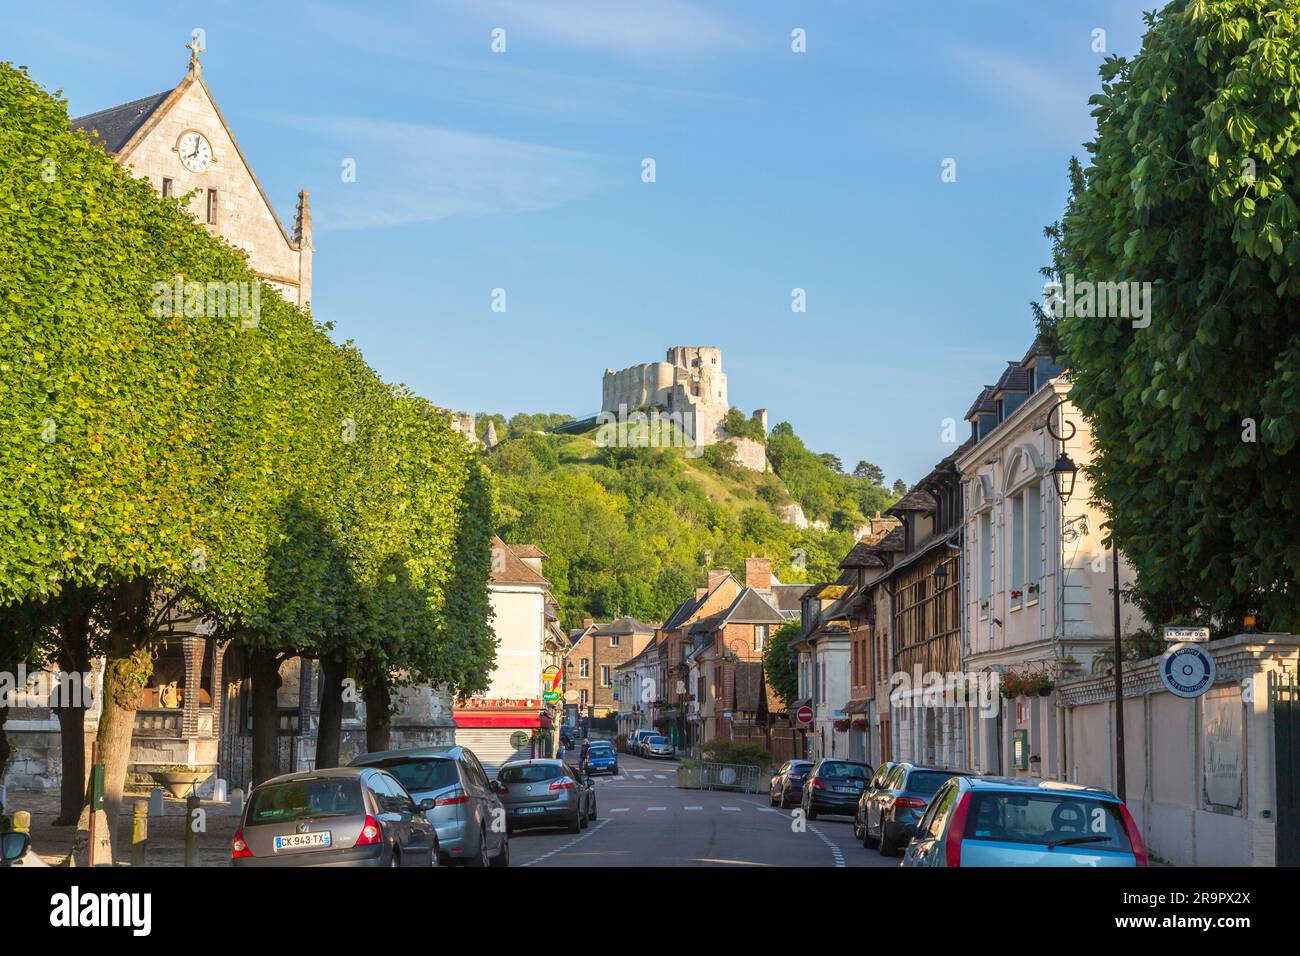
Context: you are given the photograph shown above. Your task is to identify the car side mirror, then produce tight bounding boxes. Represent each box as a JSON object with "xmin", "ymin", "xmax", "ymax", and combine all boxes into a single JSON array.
[
  {"xmin": 489, "ymin": 780, "xmax": 501, "ymax": 794},
  {"xmin": 418, "ymin": 797, "xmax": 436, "ymax": 813},
  {"xmin": 1, "ymin": 831, "xmax": 31, "ymax": 864}
]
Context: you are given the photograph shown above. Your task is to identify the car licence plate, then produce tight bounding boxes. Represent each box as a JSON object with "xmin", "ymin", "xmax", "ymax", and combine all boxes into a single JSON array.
[
  {"xmin": 274, "ymin": 831, "xmax": 331, "ymax": 851},
  {"xmin": 834, "ymin": 786, "xmax": 854, "ymax": 793},
  {"xmin": 516, "ymin": 806, "xmax": 546, "ymax": 815}
]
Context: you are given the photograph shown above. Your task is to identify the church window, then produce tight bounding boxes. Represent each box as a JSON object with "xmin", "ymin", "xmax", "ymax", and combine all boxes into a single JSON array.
[
  {"xmin": 206, "ymin": 188, "xmax": 218, "ymax": 224},
  {"xmin": 161, "ymin": 177, "xmax": 173, "ymax": 197}
]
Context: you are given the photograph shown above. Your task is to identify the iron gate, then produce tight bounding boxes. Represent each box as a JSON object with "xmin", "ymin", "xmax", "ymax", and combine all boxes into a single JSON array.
[{"xmin": 1272, "ymin": 672, "xmax": 1300, "ymax": 866}]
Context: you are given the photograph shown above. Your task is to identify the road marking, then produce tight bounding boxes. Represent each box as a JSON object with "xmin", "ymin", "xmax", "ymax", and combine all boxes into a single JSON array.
[
  {"xmin": 721, "ymin": 806, "xmax": 741, "ymax": 812},
  {"xmin": 519, "ymin": 818, "xmax": 612, "ymax": 868},
  {"xmin": 684, "ymin": 806, "xmax": 703, "ymax": 811},
  {"xmin": 757, "ymin": 807, "xmax": 780, "ymax": 813},
  {"xmin": 647, "ymin": 806, "xmax": 666, "ymax": 811},
  {"xmin": 609, "ymin": 807, "xmax": 630, "ymax": 813},
  {"xmin": 809, "ymin": 826, "xmax": 846, "ymax": 868},
  {"xmin": 654, "ymin": 774, "xmax": 667, "ymax": 779},
  {"xmin": 633, "ymin": 774, "xmax": 646, "ymax": 780}
]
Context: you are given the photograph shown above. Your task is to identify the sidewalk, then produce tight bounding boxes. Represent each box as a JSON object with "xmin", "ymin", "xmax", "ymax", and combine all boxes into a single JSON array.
[{"xmin": 11, "ymin": 788, "xmax": 240, "ymax": 867}]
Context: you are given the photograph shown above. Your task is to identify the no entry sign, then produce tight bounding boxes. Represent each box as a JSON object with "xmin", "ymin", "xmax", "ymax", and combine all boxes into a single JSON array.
[{"xmin": 796, "ymin": 705, "xmax": 814, "ymax": 727}]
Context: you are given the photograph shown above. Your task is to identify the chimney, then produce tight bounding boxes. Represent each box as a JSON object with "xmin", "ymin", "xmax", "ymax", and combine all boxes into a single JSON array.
[
  {"xmin": 582, "ymin": 618, "xmax": 594, "ymax": 630},
  {"xmin": 707, "ymin": 569, "xmax": 729, "ymax": 591},
  {"xmin": 745, "ymin": 557, "xmax": 772, "ymax": 591}
]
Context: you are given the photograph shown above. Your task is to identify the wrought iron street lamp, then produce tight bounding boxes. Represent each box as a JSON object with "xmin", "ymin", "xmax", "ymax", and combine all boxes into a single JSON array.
[{"xmin": 1045, "ymin": 395, "xmax": 1125, "ymax": 802}]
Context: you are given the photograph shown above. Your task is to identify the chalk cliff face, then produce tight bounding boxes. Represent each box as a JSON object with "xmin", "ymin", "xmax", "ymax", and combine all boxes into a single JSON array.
[{"xmin": 601, "ymin": 346, "xmax": 728, "ymax": 445}]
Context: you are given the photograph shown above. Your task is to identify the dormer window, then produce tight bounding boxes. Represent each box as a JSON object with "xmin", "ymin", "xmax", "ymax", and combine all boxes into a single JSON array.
[{"xmin": 1027, "ymin": 365, "xmax": 1037, "ymax": 392}]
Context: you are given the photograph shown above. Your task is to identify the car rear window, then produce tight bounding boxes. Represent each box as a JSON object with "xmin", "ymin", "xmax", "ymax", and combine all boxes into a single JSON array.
[
  {"xmin": 648, "ymin": 736, "xmax": 667, "ymax": 744},
  {"xmin": 499, "ymin": 764, "xmax": 562, "ymax": 784},
  {"xmin": 247, "ymin": 779, "xmax": 364, "ymax": 825},
  {"xmin": 374, "ymin": 759, "xmax": 460, "ymax": 794},
  {"xmin": 820, "ymin": 762, "xmax": 870, "ymax": 779},
  {"xmin": 906, "ymin": 771, "xmax": 958, "ymax": 795},
  {"xmin": 588, "ymin": 744, "xmax": 614, "ymax": 753},
  {"xmin": 965, "ymin": 792, "xmax": 1132, "ymax": 851}
]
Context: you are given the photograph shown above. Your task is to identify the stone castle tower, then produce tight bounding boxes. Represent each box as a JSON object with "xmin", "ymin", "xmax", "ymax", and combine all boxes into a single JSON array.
[{"xmin": 602, "ymin": 346, "xmax": 729, "ymax": 445}]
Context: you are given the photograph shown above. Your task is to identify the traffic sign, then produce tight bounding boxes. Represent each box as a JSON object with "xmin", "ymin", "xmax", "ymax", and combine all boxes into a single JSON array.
[
  {"xmin": 1160, "ymin": 643, "xmax": 1216, "ymax": 699},
  {"xmin": 795, "ymin": 705, "xmax": 814, "ymax": 727}
]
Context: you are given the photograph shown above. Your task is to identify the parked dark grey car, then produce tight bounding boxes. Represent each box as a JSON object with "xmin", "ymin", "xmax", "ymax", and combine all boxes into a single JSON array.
[
  {"xmin": 232, "ymin": 767, "xmax": 438, "ymax": 867},
  {"xmin": 350, "ymin": 744, "xmax": 508, "ymax": 867},
  {"xmin": 492, "ymin": 759, "xmax": 596, "ymax": 833},
  {"xmin": 861, "ymin": 763, "xmax": 973, "ymax": 856}
]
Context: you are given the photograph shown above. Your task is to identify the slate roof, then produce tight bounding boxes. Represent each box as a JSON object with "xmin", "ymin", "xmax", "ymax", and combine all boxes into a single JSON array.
[
  {"xmin": 716, "ymin": 588, "xmax": 787, "ymax": 627},
  {"xmin": 839, "ymin": 540, "xmax": 887, "ymax": 569},
  {"xmin": 72, "ymin": 90, "xmax": 172, "ymax": 153},
  {"xmin": 592, "ymin": 616, "xmax": 656, "ymax": 637},
  {"xmin": 887, "ymin": 488, "xmax": 936, "ymax": 514},
  {"xmin": 767, "ymin": 583, "xmax": 810, "ymax": 615},
  {"xmin": 993, "ymin": 362, "xmax": 1032, "ymax": 395},
  {"xmin": 965, "ymin": 386, "xmax": 997, "ymax": 421}
]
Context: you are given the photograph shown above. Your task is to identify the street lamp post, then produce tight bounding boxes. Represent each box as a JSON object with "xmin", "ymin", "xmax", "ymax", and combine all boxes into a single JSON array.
[{"xmin": 1046, "ymin": 396, "xmax": 1125, "ymax": 802}]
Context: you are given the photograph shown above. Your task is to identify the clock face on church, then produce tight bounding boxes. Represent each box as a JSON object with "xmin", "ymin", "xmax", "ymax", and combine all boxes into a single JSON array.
[{"xmin": 177, "ymin": 130, "xmax": 212, "ymax": 172}]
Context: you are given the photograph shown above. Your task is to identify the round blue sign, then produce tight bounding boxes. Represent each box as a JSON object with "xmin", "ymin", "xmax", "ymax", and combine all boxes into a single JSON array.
[{"xmin": 1160, "ymin": 643, "xmax": 1215, "ymax": 698}]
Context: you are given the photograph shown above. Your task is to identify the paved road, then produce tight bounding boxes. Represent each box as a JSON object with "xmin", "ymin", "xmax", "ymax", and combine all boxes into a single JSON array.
[{"xmin": 507, "ymin": 753, "xmax": 898, "ymax": 868}]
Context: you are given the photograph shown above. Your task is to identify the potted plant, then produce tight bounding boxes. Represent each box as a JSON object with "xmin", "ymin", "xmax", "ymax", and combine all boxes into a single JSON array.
[
  {"xmin": 1026, "ymin": 674, "xmax": 1055, "ymax": 697},
  {"xmin": 1027, "ymin": 582, "xmax": 1040, "ymax": 596},
  {"xmin": 149, "ymin": 764, "xmax": 213, "ymax": 799},
  {"xmin": 833, "ymin": 718, "xmax": 851, "ymax": 733},
  {"xmin": 1010, "ymin": 589, "xmax": 1023, "ymax": 601},
  {"xmin": 850, "ymin": 717, "xmax": 868, "ymax": 732},
  {"xmin": 999, "ymin": 673, "xmax": 1024, "ymax": 699}
]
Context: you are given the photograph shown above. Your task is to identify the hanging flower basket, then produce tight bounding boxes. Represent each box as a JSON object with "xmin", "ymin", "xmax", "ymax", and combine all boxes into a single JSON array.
[
  {"xmin": 833, "ymin": 718, "xmax": 852, "ymax": 733},
  {"xmin": 1026, "ymin": 674, "xmax": 1055, "ymax": 697},
  {"xmin": 999, "ymin": 673, "xmax": 1024, "ymax": 699},
  {"xmin": 850, "ymin": 717, "xmax": 868, "ymax": 732}
]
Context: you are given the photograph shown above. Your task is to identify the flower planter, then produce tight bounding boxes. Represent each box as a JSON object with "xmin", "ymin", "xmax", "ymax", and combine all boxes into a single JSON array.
[
  {"xmin": 149, "ymin": 769, "xmax": 212, "ymax": 799},
  {"xmin": 675, "ymin": 766, "xmax": 702, "ymax": 790}
]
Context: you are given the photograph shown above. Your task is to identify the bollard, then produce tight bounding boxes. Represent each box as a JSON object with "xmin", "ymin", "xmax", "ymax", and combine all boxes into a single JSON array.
[
  {"xmin": 213, "ymin": 778, "xmax": 228, "ymax": 803},
  {"xmin": 229, "ymin": 788, "xmax": 244, "ymax": 818},
  {"xmin": 12, "ymin": 810, "xmax": 31, "ymax": 834},
  {"xmin": 184, "ymin": 794, "xmax": 200, "ymax": 867},
  {"xmin": 148, "ymin": 787, "xmax": 165, "ymax": 818},
  {"xmin": 131, "ymin": 801, "xmax": 148, "ymax": 867}
]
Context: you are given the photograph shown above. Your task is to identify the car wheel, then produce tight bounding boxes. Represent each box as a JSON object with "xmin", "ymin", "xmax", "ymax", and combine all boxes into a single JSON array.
[
  {"xmin": 390, "ymin": 846, "xmax": 401, "ymax": 867},
  {"xmin": 589, "ymin": 800, "xmax": 597, "ymax": 821},
  {"xmin": 429, "ymin": 838, "xmax": 440, "ymax": 867},
  {"xmin": 490, "ymin": 834, "xmax": 510, "ymax": 868},
  {"xmin": 469, "ymin": 826, "xmax": 490, "ymax": 867},
  {"xmin": 804, "ymin": 799, "xmax": 817, "ymax": 821},
  {"xmin": 769, "ymin": 788, "xmax": 777, "ymax": 807},
  {"xmin": 568, "ymin": 813, "xmax": 581, "ymax": 834},
  {"xmin": 580, "ymin": 807, "xmax": 589, "ymax": 829},
  {"xmin": 863, "ymin": 813, "xmax": 880, "ymax": 848},
  {"xmin": 879, "ymin": 824, "xmax": 895, "ymax": 856},
  {"xmin": 853, "ymin": 815, "xmax": 864, "ymax": 841}
]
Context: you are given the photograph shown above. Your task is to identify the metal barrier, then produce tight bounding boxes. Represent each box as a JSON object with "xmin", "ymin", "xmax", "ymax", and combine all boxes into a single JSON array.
[{"xmin": 698, "ymin": 762, "xmax": 763, "ymax": 794}]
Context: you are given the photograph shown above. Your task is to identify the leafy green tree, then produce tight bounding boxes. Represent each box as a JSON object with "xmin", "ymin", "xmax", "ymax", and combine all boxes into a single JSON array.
[
  {"xmin": 1055, "ymin": 0, "xmax": 1300, "ymax": 632},
  {"xmin": 853, "ymin": 461, "xmax": 884, "ymax": 483},
  {"xmin": 762, "ymin": 621, "xmax": 801, "ymax": 710}
]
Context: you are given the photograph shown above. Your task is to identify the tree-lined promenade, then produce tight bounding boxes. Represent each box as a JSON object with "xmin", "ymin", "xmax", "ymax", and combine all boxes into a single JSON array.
[{"xmin": 0, "ymin": 63, "xmax": 496, "ymax": 831}]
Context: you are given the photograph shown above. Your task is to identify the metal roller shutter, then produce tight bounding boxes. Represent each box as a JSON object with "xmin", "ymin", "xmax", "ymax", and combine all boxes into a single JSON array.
[{"xmin": 454, "ymin": 728, "xmax": 533, "ymax": 775}]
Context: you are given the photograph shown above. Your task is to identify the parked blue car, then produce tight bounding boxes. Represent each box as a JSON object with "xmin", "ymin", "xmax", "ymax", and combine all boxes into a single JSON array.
[{"xmin": 901, "ymin": 776, "xmax": 1147, "ymax": 867}]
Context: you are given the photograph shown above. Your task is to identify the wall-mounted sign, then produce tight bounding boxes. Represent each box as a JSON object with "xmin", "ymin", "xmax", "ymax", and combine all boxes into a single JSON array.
[
  {"xmin": 1164, "ymin": 626, "xmax": 1210, "ymax": 643},
  {"xmin": 1161, "ymin": 643, "xmax": 1216, "ymax": 699}
]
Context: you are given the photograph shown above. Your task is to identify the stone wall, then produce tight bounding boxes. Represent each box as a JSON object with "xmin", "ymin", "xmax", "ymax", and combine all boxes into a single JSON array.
[{"xmin": 602, "ymin": 346, "xmax": 729, "ymax": 446}]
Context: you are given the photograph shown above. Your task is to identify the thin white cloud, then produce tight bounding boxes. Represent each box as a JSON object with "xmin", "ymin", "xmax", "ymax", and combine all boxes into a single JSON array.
[
  {"xmin": 457, "ymin": 0, "xmax": 761, "ymax": 57},
  {"xmin": 949, "ymin": 46, "xmax": 1095, "ymax": 143},
  {"xmin": 279, "ymin": 115, "xmax": 611, "ymax": 230}
]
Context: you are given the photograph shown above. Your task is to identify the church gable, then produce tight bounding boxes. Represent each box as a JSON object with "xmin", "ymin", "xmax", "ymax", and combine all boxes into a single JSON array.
[{"xmin": 73, "ymin": 48, "xmax": 311, "ymax": 311}]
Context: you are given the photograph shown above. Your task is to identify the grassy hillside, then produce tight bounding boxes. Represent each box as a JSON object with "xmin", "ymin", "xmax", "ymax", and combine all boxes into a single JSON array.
[{"xmin": 481, "ymin": 412, "xmax": 897, "ymax": 628}]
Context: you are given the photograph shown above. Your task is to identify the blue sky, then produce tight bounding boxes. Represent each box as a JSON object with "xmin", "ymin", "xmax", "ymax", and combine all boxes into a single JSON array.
[{"xmin": 8, "ymin": 0, "xmax": 1151, "ymax": 485}]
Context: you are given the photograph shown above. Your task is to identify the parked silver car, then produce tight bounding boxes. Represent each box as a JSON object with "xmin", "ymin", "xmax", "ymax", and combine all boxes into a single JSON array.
[
  {"xmin": 350, "ymin": 745, "xmax": 509, "ymax": 867},
  {"xmin": 492, "ymin": 759, "xmax": 596, "ymax": 833},
  {"xmin": 642, "ymin": 735, "xmax": 675, "ymax": 759},
  {"xmin": 627, "ymin": 729, "xmax": 659, "ymax": 755},
  {"xmin": 232, "ymin": 767, "xmax": 438, "ymax": 867}
]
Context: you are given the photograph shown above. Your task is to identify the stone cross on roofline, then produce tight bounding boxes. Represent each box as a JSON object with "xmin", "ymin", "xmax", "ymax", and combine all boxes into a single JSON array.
[{"xmin": 186, "ymin": 32, "xmax": 205, "ymax": 74}]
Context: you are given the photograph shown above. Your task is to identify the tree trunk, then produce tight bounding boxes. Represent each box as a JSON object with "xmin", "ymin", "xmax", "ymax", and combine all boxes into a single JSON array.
[
  {"xmin": 315, "ymin": 655, "xmax": 346, "ymax": 769},
  {"xmin": 94, "ymin": 579, "xmax": 152, "ymax": 842},
  {"xmin": 365, "ymin": 674, "xmax": 392, "ymax": 753},
  {"xmin": 249, "ymin": 647, "xmax": 283, "ymax": 786},
  {"xmin": 53, "ymin": 609, "xmax": 93, "ymax": 826}
]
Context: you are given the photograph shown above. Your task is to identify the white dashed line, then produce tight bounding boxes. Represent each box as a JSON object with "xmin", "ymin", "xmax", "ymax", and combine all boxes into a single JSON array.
[
  {"xmin": 633, "ymin": 775, "xmax": 647, "ymax": 780},
  {"xmin": 685, "ymin": 806, "xmax": 703, "ymax": 811},
  {"xmin": 517, "ymin": 816, "xmax": 613, "ymax": 868},
  {"xmin": 609, "ymin": 807, "xmax": 630, "ymax": 813},
  {"xmin": 809, "ymin": 826, "xmax": 846, "ymax": 868},
  {"xmin": 654, "ymin": 774, "xmax": 667, "ymax": 779},
  {"xmin": 647, "ymin": 806, "xmax": 666, "ymax": 811},
  {"xmin": 721, "ymin": 806, "xmax": 741, "ymax": 812}
]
